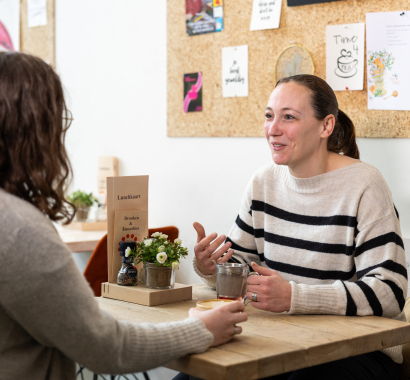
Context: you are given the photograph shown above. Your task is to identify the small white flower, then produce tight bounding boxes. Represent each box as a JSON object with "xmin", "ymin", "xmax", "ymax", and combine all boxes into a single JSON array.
[
  {"xmin": 172, "ymin": 261, "xmax": 180, "ymax": 270},
  {"xmin": 174, "ymin": 238, "xmax": 182, "ymax": 245},
  {"xmin": 156, "ymin": 252, "xmax": 167, "ymax": 264},
  {"xmin": 164, "ymin": 241, "xmax": 169, "ymax": 245},
  {"xmin": 144, "ymin": 239, "xmax": 153, "ymax": 247},
  {"xmin": 125, "ymin": 247, "xmax": 131, "ymax": 257},
  {"xmin": 159, "ymin": 234, "xmax": 168, "ymax": 240},
  {"xmin": 158, "ymin": 245, "xmax": 165, "ymax": 252},
  {"xmin": 151, "ymin": 232, "xmax": 162, "ymax": 238}
]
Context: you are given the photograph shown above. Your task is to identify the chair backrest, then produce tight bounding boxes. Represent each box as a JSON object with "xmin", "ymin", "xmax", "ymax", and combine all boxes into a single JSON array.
[{"xmin": 83, "ymin": 226, "xmax": 179, "ymax": 296}]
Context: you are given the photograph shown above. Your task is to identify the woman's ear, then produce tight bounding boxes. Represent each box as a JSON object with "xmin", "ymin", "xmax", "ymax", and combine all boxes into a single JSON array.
[{"xmin": 321, "ymin": 114, "xmax": 335, "ymax": 138}]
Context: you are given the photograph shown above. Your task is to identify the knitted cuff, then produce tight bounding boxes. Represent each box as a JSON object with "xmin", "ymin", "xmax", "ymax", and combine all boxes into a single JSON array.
[
  {"xmin": 289, "ymin": 281, "xmax": 346, "ymax": 315},
  {"xmin": 192, "ymin": 256, "xmax": 217, "ymax": 289}
]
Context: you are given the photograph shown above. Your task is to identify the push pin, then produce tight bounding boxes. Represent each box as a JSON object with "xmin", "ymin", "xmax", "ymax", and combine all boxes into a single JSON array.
[
  {"xmin": 346, "ymin": 87, "xmax": 349, "ymax": 90},
  {"xmin": 400, "ymin": 12, "xmax": 405, "ymax": 16}
]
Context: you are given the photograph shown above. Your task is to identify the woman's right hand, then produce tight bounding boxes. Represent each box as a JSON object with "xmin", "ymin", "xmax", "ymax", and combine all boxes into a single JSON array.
[
  {"xmin": 189, "ymin": 301, "xmax": 247, "ymax": 346},
  {"xmin": 193, "ymin": 222, "xmax": 234, "ymax": 275}
]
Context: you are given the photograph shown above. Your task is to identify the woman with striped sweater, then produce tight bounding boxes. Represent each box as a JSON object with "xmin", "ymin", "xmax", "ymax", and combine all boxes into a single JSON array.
[{"xmin": 192, "ymin": 74, "xmax": 407, "ymax": 380}]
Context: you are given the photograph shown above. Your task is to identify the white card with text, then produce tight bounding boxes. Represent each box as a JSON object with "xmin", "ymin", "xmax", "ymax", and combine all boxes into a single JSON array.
[
  {"xmin": 250, "ymin": 0, "xmax": 282, "ymax": 31},
  {"xmin": 326, "ymin": 23, "xmax": 365, "ymax": 91},
  {"xmin": 366, "ymin": 11, "xmax": 410, "ymax": 111},
  {"xmin": 222, "ymin": 45, "xmax": 249, "ymax": 98}
]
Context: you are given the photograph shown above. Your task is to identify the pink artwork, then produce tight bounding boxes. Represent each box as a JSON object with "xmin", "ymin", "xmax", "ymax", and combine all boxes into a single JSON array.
[
  {"xmin": 0, "ymin": 20, "xmax": 14, "ymax": 51},
  {"xmin": 183, "ymin": 72, "xmax": 203, "ymax": 113}
]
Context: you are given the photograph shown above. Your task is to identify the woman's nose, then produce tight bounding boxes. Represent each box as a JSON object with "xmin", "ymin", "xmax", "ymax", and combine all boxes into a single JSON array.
[{"xmin": 267, "ymin": 120, "xmax": 281, "ymax": 136}]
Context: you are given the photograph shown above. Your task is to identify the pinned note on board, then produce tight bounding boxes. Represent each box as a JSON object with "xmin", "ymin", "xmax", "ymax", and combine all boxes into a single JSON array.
[
  {"xmin": 326, "ymin": 23, "xmax": 365, "ymax": 91},
  {"xmin": 186, "ymin": 0, "xmax": 223, "ymax": 36},
  {"xmin": 183, "ymin": 72, "xmax": 203, "ymax": 113},
  {"xmin": 27, "ymin": 0, "xmax": 47, "ymax": 28},
  {"xmin": 250, "ymin": 0, "xmax": 282, "ymax": 31},
  {"xmin": 366, "ymin": 11, "xmax": 410, "ymax": 111},
  {"xmin": 222, "ymin": 45, "xmax": 249, "ymax": 98}
]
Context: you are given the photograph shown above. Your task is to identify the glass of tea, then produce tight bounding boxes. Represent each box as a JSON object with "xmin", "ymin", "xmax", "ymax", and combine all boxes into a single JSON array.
[{"xmin": 216, "ymin": 262, "xmax": 249, "ymax": 301}]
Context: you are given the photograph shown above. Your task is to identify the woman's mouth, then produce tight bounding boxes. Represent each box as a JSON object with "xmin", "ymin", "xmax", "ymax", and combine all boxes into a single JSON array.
[{"xmin": 272, "ymin": 143, "xmax": 286, "ymax": 151}]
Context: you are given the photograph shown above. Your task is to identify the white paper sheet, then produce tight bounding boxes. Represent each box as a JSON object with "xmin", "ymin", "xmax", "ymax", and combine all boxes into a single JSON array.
[
  {"xmin": 0, "ymin": 0, "xmax": 20, "ymax": 51},
  {"xmin": 27, "ymin": 0, "xmax": 47, "ymax": 28},
  {"xmin": 366, "ymin": 11, "xmax": 410, "ymax": 111},
  {"xmin": 250, "ymin": 0, "xmax": 282, "ymax": 31},
  {"xmin": 222, "ymin": 45, "xmax": 248, "ymax": 98},
  {"xmin": 326, "ymin": 23, "xmax": 365, "ymax": 91}
]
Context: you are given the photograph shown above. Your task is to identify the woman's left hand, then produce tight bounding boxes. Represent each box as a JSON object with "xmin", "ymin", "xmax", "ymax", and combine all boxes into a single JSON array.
[{"xmin": 246, "ymin": 262, "xmax": 292, "ymax": 313}]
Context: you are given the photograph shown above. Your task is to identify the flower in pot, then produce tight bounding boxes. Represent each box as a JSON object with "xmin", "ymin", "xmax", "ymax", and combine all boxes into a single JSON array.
[
  {"xmin": 128, "ymin": 233, "xmax": 188, "ymax": 289},
  {"xmin": 67, "ymin": 190, "xmax": 98, "ymax": 221}
]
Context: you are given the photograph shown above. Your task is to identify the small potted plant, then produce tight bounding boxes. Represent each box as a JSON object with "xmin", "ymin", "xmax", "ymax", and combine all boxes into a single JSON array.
[
  {"xmin": 127, "ymin": 232, "xmax": 189, "ymax": 289},
  {"xmin": 67, "ymin": 190, "xmax": 98, "ymax": 221}
]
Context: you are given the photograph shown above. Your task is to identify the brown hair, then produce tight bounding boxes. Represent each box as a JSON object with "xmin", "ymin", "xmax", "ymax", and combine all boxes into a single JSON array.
[
  {"xmin": 0, "ymin": 52, "xmax": 75, "ymax": 223},
  {"xmin": 276, "ymin": 74, "xmax": 360, "ymax": 159}
]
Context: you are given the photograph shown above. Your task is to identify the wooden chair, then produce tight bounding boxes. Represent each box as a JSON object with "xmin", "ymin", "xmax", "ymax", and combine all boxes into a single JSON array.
[{"xmin": 83, "ymin": 226, "xmax": 179, "ymax": 297}]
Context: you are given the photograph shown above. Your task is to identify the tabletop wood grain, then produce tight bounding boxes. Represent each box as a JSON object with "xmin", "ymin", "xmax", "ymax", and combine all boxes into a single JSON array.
[
  {"xmin": 55, "ymin": 224, "xmax": 106, "ymax": 252},
  {"xmin": 97, "ymin": 284, "xmax": 410, "ymax": 380}
]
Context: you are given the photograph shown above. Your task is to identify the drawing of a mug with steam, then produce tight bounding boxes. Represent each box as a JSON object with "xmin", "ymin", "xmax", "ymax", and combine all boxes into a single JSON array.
[{"xmin": 335, "ymin": 50, "xmax": 358, "ymax": 78}]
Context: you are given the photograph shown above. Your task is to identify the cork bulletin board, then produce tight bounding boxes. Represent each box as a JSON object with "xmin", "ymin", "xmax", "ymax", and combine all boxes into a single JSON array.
[
  {"xmin": 167, "ymin": 0, "xmax": 410, "ymax": 138},
  {"xmin": 20, "ymin": 0, "xmax": 55, "ymax": 67}
]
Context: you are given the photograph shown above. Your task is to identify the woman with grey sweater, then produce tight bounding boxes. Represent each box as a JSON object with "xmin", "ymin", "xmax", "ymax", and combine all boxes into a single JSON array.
[{"xmin": 0, "ymin": 51, "xmax": 247, "ymax": 380}]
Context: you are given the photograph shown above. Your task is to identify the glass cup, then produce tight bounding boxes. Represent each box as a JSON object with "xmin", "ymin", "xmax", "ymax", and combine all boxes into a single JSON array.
[{"xmin": 216, "ymin": 263, "xmax": 249, "ymax": 301}]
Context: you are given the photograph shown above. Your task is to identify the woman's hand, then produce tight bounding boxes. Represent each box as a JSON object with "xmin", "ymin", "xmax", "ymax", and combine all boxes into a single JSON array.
[
  {"xmin": 246, "ymin": 262, "xmax": 292, "ymax": 313},
  {"xmin": 193, "ymin": 222, "xmax": 234, "ymax": 275},
  {"xmin": 189, "ymin": 301, "xmax": 248, "ymax": 346}
]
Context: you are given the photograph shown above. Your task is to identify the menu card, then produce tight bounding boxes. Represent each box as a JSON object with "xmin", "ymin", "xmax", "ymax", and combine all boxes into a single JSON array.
[{"xmin": 107, "ymin": 176, "xmax": 149, "ymax": 283}]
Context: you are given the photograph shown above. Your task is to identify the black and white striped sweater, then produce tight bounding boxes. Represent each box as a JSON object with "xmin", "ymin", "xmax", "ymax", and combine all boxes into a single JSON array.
[{"xmin": 194, "ymin": 161, "xmax": 407, "ymax": 363}]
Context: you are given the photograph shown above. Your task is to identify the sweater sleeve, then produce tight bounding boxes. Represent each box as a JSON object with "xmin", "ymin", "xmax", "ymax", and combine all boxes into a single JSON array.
[
  {"xmin": 290, "ymin": 207, "xmax": 408, "ymax": 318},
  {"xmin": 193, "ymin": 177, "xmax": 263, "ymax": 288},
  {"xmin": 0, "ymin": 220, "xmax": 213, "ymax": 374},
  {"xmin": 225, "ymin": 181, "xmax": 263, "ymax": 269}
]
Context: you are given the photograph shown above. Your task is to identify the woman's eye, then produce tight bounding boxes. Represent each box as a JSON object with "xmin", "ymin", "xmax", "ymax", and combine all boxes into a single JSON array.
[
  {"xmin": 284, "ymin": 114, "xmax": 294, "ymax": 120},
  {"xmin": 265, "ymin": 113, "xmax": 272, "ymax": 119}
]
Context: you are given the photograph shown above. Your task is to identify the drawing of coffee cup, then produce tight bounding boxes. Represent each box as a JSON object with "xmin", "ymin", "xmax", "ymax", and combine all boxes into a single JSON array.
[{"xmin": 337, "ymin": 50, "xmax": 358, "ymax": 74}]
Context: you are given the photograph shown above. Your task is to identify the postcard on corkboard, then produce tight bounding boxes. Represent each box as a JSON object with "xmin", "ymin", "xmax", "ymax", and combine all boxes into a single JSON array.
[
  {"xmin": 107, "ymin": 176, "xmax": 149, "ymax": 283},
  {"xmin": 184, "ymin": 72, "xmax": 203, "ymax": 113},
  {"xmin": 186, "ymin": 0, "xmax": 223, "ymax": 36}
]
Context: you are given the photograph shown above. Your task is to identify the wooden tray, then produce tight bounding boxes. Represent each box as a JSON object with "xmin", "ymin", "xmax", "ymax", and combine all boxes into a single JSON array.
[{"xmin": 101, "ymin": 282, "xmax": 192, "ymax": 306}]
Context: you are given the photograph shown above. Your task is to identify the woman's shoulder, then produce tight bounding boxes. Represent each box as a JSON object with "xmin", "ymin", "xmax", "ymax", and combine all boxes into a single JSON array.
[
  {"xmin": 346, "ymin": 161, "xmax": 389, "ymax": 189},
  {"xmin": 0, "ymin": 189, "xmax": 58, "ymax": 246}
]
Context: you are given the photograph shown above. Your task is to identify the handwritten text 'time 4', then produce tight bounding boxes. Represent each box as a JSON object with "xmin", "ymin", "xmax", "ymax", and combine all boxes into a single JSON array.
[{"xmin": 334, "ymin": 35, "xmax": 359, "ymax": 55}]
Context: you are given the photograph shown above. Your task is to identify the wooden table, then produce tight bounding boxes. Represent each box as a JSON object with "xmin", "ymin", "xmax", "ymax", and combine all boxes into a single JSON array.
[
  {"xmin": 56, "ymin": 225, "xmax": 106, "ymax": 252},
  {"xmin": 97, "ymin": 284, "xmax": 410, "ymax": 380}
]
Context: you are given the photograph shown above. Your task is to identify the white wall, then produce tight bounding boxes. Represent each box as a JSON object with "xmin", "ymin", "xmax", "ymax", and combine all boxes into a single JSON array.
[{"xmin": 56, "ymin": 0, "xmax": 410, "ymax": 287}]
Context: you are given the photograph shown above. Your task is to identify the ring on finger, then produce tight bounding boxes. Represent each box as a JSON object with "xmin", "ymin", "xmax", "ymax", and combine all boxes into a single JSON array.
[
  {"xmin": 233, "ymin": 326, "xmax": 239, "ymax": 335},
  {"xmin": 251, "ymin": 292, "xmax": 258, "ymax": 302}
]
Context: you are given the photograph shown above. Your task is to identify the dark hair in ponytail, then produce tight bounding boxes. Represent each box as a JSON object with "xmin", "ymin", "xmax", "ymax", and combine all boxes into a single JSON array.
[{"xmin": 275, "ymin": 74, "xmax": 360, "ymax": 159}]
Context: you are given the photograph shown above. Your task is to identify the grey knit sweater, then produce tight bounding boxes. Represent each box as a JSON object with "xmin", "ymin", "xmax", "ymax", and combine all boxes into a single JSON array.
[
  {"xmin": 0, "ymin": 189, "xmax": 213, "ymax": 380},
  {"xmin": 194, "ymin": 161, "xmax": 407, "ymax": 363}
]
